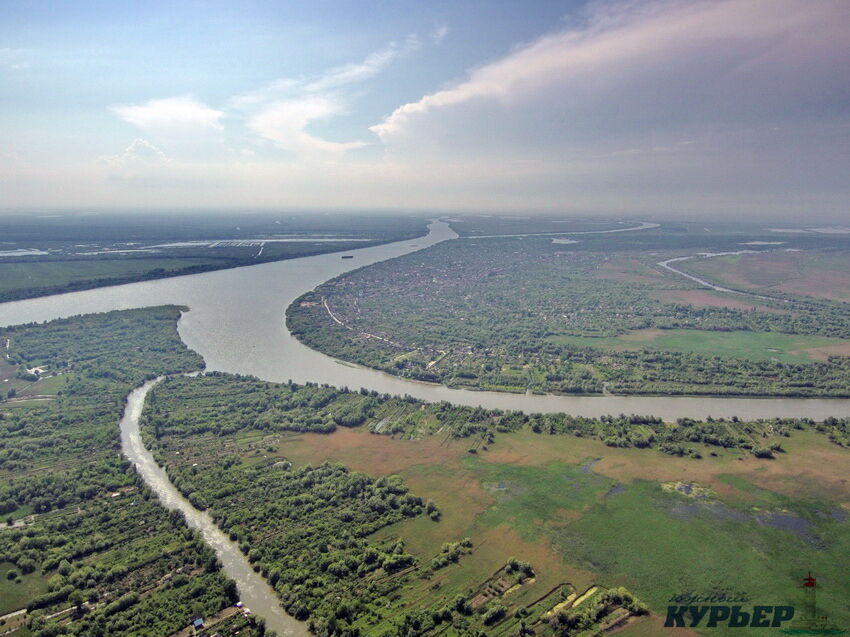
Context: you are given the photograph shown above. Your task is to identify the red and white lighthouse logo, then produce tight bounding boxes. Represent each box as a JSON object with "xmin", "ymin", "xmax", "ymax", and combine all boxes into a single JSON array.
[{"xmin": 782, "ymin": 572, "xmax": 845, "ymax": 635}]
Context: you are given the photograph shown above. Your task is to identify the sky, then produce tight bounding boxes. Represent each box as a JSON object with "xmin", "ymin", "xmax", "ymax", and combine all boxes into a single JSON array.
[{"xmin": 1, "ymin": 0, "xmax": 849, "ymax": 219}]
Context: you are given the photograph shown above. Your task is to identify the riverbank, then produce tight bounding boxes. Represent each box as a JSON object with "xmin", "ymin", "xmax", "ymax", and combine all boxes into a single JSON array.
[
  {"xmin": 1, "ymin": 220, "xmax": 849, "ymax": 420},
  {"xmin": 119, "ymin": 377, "xmax": 306, "ymax": 637}
]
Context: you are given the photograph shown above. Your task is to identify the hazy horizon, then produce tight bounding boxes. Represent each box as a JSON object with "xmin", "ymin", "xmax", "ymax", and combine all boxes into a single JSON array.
[{"xmin": 0, "ymin": 208, "xmax": 846, "ymax": 227}]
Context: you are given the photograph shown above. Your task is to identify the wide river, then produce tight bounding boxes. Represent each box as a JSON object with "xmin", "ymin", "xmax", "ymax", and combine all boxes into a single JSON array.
[
  {"xmin": 3, "ymin": 219, "xmax": 849, "ymax": 635},
  {"xmin": 1, "ymin": 219, "xmax": 849, "ymax": 420}
]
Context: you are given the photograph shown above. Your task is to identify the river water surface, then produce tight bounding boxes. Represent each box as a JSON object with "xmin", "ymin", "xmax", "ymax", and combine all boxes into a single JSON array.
[
  {"xmin": 5, "ymin": 219, "xmax": 850, "ymax": 633},
  {"xmin": 119, "ymin": 378, "xmax": 305, "ymax": 636},
  {"xmin": 1, "ymin": 220, "xmax": 848, "ymax": 420}
]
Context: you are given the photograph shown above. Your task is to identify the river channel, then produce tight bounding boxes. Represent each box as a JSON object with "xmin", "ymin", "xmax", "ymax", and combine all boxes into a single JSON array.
[
  {"xmin": 1, "ymin": 219, "xmax": 848, "ymax": 420},
  {"xmin": 5, "ymin": 218, "xmax": 850, "ymax": 634},
  {"xmin": 119, "ymin": 378, "xmax": 305, "ymax": 636}
]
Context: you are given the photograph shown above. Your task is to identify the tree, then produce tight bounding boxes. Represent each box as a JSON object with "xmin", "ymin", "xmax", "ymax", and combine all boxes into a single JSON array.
[
  {"xmin": 69, "ymin": 589, "xmax": 85, "ymax": 616},
  {"xmin": 58, "ymin": 559, "xmax": 72, "ymax": 576}
]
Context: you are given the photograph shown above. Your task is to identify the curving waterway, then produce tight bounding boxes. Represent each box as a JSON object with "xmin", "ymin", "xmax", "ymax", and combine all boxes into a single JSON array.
[
  {"xmin": 4, "ymin": 218, "xmax": 850, "ymax": 633},
  {"xmin": 658, "ymin": 251, "xmax": 789, "ymax": 303},
  {"xmin": 119, "ymin": 378, "xmax": 306, "ymax": 636},
  {"xmin": 1, "ymin": 219, "xmax": 848, "ymax": 420}
]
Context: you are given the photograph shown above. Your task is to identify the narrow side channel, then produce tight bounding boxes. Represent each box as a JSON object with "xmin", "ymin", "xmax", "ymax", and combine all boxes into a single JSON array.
[{"xmin": 119, "ymin": 378, "xmax": 306, "ymax": 637}]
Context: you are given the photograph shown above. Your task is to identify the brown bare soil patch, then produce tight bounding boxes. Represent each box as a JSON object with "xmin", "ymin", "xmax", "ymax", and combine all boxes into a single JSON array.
[
  {"xmin": 400, "ymin": 470, "xmax": 495, "ymax": 550},
  {"xmin": 778, "ymin": 268, "xmax": 850, "ymax": 302},
  {"xmin": 285, "ymin": 426, "xmax": 850, "ymax": 509},
  {"xmin": 480, "ymin": 525, "xmax": 596, "ymax": 589},
  {"xmin": 796, "ymin": 341, "xmax": 850, "ymax": 360},
  {"xmin": 462, "ymin": 525, "xmax": 597, "ymax": 607},
  {"xmin": 686, "ymin": 251, "xmax": 850, "ymax": 302},
  {"xmin": 687, "ymin": 252, "xmax": 799, "ymax": 289},
  {"xmin": 736, "ymin": 253, "xmax": 800, "ymax": 287},
  {"xmin": 488, "ymin": 430, "xmax": 850, "ymax": 506},
  {"xmin": 280, "ymin": 427, "xmax": 493, "ymax": 549},
  {"xmin": 485, "ymin": 433, "xmax": 605, "ymax": 467},
  {"xmin": 652, "ymin": 289, "xmax": 786, "ymax": 313},
  {"xmin": 617, "ymin": 328, "xmax": 665, "ymax": 342},
  {"xmin": 280, "ymin": 427, "xmax": 461, "ymax": 475}
]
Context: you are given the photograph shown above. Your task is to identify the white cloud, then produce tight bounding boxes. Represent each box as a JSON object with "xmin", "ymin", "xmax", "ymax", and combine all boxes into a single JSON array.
[
  {"xmin": 30, "ymin": 2, "xmax": 843, "ymax": 217},
  {"xmin": 0, "ymin": 47, "xmax": 28, "ymax": 70},
  {"xmin": 228, "ymin": 37, "xmax": 422, "ymax": 156},
  {"xmin": 248, "ymin": 97, "xmax": 367, "ymax": 156},
  {"xmin": 111, "ymin": 96, "xmax": 223, "ymax": 133},
  {"xmin": 229, "ymin": 38, "xmax": 420, "ymax": 111},
  {"xmin": 106, "ymin": 34, "xmax": 429, "ymax": 161},
  {"xmin": 99, "ymin": 138, "xmax": 172, "ymax": 178},
  {"xmin": 372, "ymin": 0, "xmax": 850, "ymax": 150},
  {"xmin": 361, "ymin": 0, "xmax": 850, "ymax": 216},
  {"xmin": 303, "ymin": 36, "xmax": 420, "ymax": 92}
]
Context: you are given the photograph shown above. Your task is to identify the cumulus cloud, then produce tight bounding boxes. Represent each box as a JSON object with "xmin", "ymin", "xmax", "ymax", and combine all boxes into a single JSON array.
[
  {"xmin": 248, "ymin": 97, "xmax": 367, "ymax": 156},
  {"xmin": 372, "ymin": 0, "xmax": 850, "ymax": 153},
  {"xmin": 111, "ymin": 96, "xmax": 223, "ymax": 133},
  {"xmin": 99, "ymin": 138, "xmax": 172, "ymax": 179}
]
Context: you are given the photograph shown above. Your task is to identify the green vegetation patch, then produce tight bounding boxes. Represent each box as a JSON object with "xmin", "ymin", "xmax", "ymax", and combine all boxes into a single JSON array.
[
  {"xmin": 143, "ymin": 374, "xmax": 660, "ymax": 636},
  {"xmin": 469, "ymin": 459, "xmax": 614, "ymax": 542},
  {"xmin": 555, "ymin": 480, "xmax": 850, "ymax": 633},
  {"xmin": 548, "ymin": 328, "xmax": 845, "ymax": 363},
  {"xmin": 0, "ymin": 308, "xmax": 246, "ymax": 636},
  {"xmin": 0, "ymin": 562, "xmax": 49, "ymax": 616},
  {"xmin": 0, "ymin": 259, "xmax": 221, "ymax": 295},
  {"xmin": 288, "ymin": 230, "xmax": 850, "ymax": 397}
]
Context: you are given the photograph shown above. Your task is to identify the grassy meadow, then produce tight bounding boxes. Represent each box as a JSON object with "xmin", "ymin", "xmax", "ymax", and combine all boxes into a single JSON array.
[
  {"xmin": 278, "ymin": 425, "xmax": 850, "ymax": 635},
  {"xmin": 682, "ymin": 250, "xmax": 850, "ymax": 303},
  {"xmin": 0, "ymin": 258, "xmax": 221, "ymax": 296},
  {"xmin": 548, "ymin": 328, "xmax": 850, "ymax": 363}
]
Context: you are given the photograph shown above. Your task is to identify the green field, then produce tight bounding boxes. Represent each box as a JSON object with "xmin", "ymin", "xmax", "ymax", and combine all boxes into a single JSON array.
[
  {"xmin": 0, "ymin": 258, "xmax": 221, "ymax": 295},
  {"xmin": 2, "ymin": 341, "xmax": 70, "ymax": 400},
  {"xmin": 0, "ymin": 563, "xmax": 48, "ymax": 616},
  {"xmin": 548, "ymin": 328, "xmax": 848, "ymax": 363},
  {"xmin": 278, "ymin": 422, "xmax": 850, "ymax": 635}
]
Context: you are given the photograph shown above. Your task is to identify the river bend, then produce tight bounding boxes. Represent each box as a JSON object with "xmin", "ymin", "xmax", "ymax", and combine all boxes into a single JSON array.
[{"xmin": 0, "ymin": 220, "xmax": 848, "ymax": 419}]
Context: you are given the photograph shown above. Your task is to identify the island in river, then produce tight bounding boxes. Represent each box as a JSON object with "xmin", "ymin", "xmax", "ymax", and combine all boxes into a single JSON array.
[{"xmin": 288, "ymin": 218, "xmax": 850, "ymax": 399}]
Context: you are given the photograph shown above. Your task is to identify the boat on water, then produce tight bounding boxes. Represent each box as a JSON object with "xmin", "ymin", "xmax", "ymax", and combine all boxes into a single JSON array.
[{"xmin": 341, "ymin": 255, "xmax": 354, "ymax": 259}]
